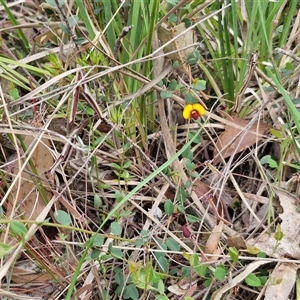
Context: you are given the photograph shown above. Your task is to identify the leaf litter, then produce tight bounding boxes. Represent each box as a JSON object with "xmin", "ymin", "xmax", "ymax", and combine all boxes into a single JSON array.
[{"xmin": 213, "ymin": 115, "xmax": 270, "ymax": 164}]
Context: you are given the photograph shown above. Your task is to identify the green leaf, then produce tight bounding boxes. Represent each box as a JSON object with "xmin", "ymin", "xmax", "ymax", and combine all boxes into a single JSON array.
[
  {"xmin": 91, "ymin": 249, "xmax": 100, "ymax": 260},
  {"xmin": 93, "ymin": 234, "xmax": 104, "ymax": 247},
  {"xmin": 275, "ymin": 224, "xmax": 284, "ymax": 241},
  {"xmin": 0, "ymin": 243, "xmax": 11, "ymax": 259},
  {"xmin": 166, "ymin": 0, "xmax": 180, "ymax": 5},
  {"xmin": 245, "ymin": 273, "xmax": 262, "ymax": 287},
  {"xmin": 114, "ymin": 267, "xmax": 124, "ymax": 285},
  {"xmin": 111, "ymin": 162, "xmax": 121, "ymax": 170},
  {"xmin": 182, "ymin": 18, "xmax": 192, "ymax": 27},
  {"xmin": 214, "ymin": 265, "xmax": 226, "ymax": 280},
  {"xmin": 185, "ymin": 159, "xmax": 195, "ymax": 170},
  {"xmin": 181, "ymin": 146, "xmax": 193, "ymax": 160},
  {"xmin": 194, "ymin": 264, "xmax": 208, "ymax": 277},
  {"xmin": 259, "ymin": 276, "xmax": 268, "ymax": 285},
  {"xmin": 204, "ymin": 278, "xmax": 212, "ymax": 287},
  {"xmin": 181, "ymin": 266, "xmax": 191, "ymax": 278},
  {"xmin": 46, "ymin": 0, "xmax": 64, "ymax": 8},
  {"xmin": 229, "ymin": 247, "xmax": 239, "ymax": 263},
  {"xmin": 193, "ymin": 79, "xmax": 206, "ymax": 91},
  {"xmin": 123, "ymin": 161, "xmax": 131, "ymax": 169},
  {"xmin": 188, "ymin": 50, "xmax": 200, "ymax": 65},
  {"xmin": 140, "ymin": 230, "xmax": 149, "ymax": 239},
  {"xmin": 247, "ymin": 246, "xmax": 261, "ymax": 255},
  {"xmin": 177, "ymin": 204, "xmax": 185, "ymax": 214},
  {"xmin": 58, "ymin": 23, "xmax": 71, "ymax": 35},
  {"xmin": 257, "ymin": 251, "xmax": 267, "ymax": 258},
  {"xmin": 115, "ymin": 191, "xmax": 124, "ymax": 202},
  {"xmin": 94, "ymin": 194, "xmax": 102, "ymax": 210},
  {"xmin": 67, "ymin": 15, "xmax": 79, "ymax": 27},
  {"xmin": 168, "ymin": 14, "xmax": 177, "ymax": 23},
  {"xmin": 164, "ymin": 200, "xmax": 174, "ymax": 215},
  {"xmin": 189, "ymin": 131, "xmax": 202, "ymax": 144},
  {"xmin": 186, "ymin": 214, "xmax": 200, "ymax": 223},
  {"xmin": 166, "ymin": 238, "xmax": 180, "ymax": 251},
  {"xmin": 160, "ymin": 91, "xmax": 173, "ymax": 99},
  {"xmin": 176, "ymin": 186, "xmax": 186, "ymax": 203},
  {"xmin": 111, "ymin": 222, "xmax": 123, "ymax": 236},
  {"xmin": 270, "ymin": 128, "xmax": 283, "ymax": 139},
  {"xmin": 172, "ymin": 61, "xmax": 180, "ymax": 69},
  {"xmin": 134, "ymin": 239, "xmax": 144, "ymax": 247},
  {"xmin": 185, "ymin": 92, "xmax": 197, "ymax": 104},
  {"xmin": 157, "ymin": 279, "xmax": 165, "ymax": 294},
  {"xmin": 260, "ymin": 155, "xmax": 278, "ymax": 168},
  {"xmin": 54, "ymin": 210, "xmax": 72, "ymax": 226},
  {"xmin": 189, "ymin": 253, "xmax": 199, "ymax": 267},
  {"xmin": 168, "ymin": 79, "xmax": 178, "ymax": 91},
  {"xmin": 123, "ymin": 284, "xmax": 139, "ymax": 300},
  {"xmin": 10, "ymin": 221, "xmax": 27, "ymax": 238},
  {"xmin": 184, "ymin": 180, "xmax": 192, "ymax": 189},
  {"xmin": 110, "ymin": 246, "xmax": 123, "ymax": 259},
  {"xmin": 9, "ymin": 88, "xmax": 19, "ymax": 100},
  {"xmin": 158, "ymin": 256, "xmax": 169, "ymax": 272}
]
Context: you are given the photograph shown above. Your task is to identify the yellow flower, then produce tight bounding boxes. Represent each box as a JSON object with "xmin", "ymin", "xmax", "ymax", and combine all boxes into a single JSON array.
[{"xmin": 183, "ymin": 103, "xmax": 205, "ymax": 120}]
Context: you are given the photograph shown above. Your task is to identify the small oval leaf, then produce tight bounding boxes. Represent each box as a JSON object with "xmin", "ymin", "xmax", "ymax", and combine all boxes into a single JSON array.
[{"xmin": 54, "ymin": 210, "xmax": 72, "ymax": 226}]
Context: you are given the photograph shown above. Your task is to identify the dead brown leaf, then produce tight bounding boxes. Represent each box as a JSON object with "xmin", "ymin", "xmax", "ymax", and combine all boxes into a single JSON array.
[
  {"xmin": 213, "ymin": 116, "xmax": 270, "ymax": 164},
  {"xmin": 11, "ymin": 260, "xmax": 52, "ymax": 284},
  {"xmin": 247, "ymin": 233, "xmax": 300, "ymax": 259},
  {"xmin": 276, "ymin": 189, "xmax": 300, "ymax": 241},
  {"xmin": 157, "ymin": 23, "xmax": 195, "ymax": 61},
  {"xmin": 227, "ymin": 235, "xmax": 247, "ymax": 250},
  {"xmin": 7, "ymin": 132, "xmax": 54, "ymax": 221},
  {"xmin": 192, "ymin": 180, "xmax": 211, "ymax": 197},
  {"xmin": 247, "ymin": 189, "xmax": 300, "ymax": 259},
  {"xmin": 192, "ymin": 180, "xmax": 232, "ymax": 225},
  {"xmin": 167, "ymin": 280, "xmax": 197, "ymax": 296},
  {"xmin": 204, "ymin": 222, "xmax": 223, "ymax": 262},
  {"xmin": 264, "ymin": 263, "xmax": 298, "ymax": 300}
]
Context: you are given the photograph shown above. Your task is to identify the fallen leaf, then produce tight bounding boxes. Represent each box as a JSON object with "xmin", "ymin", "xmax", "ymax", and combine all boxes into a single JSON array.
[
  {"xmin": 276, "ymin": 189, "xmax": 300, "ymax": 242},
  {"xmin": 247, "ymin": 234, "xmax": 300, "ymax": 259},
  {"xmin": 213, "ymin": 116, "xmax": 270, "ymax": 164},
  {"xmin": 227, "ymin": 236, "xmax": 247, "ymax": 250},
  {"xmin": 157, "ymin": 23, "xmax": 195, "ymax": 61},
  {"xmin": 205, "ymin": 223, "xmax": 223, "ymax": 254},
  {"xmin": 11, "ymin": 260, "xmax": 51, "ymax": 283},
  {"xmin": 192, "ymin": 180, "xmax": 231, "ymax": 224},
  {"xmin": 204, "ymin": 223, "xmax": 223, "ymax": 262},
  {"xmin": 8, "ymin": 131, "xmax": 54, "ymax": 221},
  {"xmin": 247, "ymin": 189, "xmax": 300, "ymax": 259},
  {"xmin": 168, "ymin": 281, "xmax": 197, "ymax": 296},
  {"xmin": 192, "ymin": 180, "xmax": 211, "ymax": 197},
  {"xmin": 264, "ymin": 263, "xmax": 298, "ymax": 300}
]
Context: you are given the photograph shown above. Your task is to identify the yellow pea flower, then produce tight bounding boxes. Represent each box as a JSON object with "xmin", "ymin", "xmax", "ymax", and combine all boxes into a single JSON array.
[{"xmin": 182, "ymin": 103, "xmax": 205, "ymax": 120}]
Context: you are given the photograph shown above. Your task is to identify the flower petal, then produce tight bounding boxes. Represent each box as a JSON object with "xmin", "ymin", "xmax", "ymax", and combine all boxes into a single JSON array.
[
  {"xmin": 182, "ymin": 104, "xmax": 193, "ymax": 119},
  {"xmin": 193, "ymin": 103, "xmax": 205, "ymax": 116}
]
